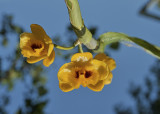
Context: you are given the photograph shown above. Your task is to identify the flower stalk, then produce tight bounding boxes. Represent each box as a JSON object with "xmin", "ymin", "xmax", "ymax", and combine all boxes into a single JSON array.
[
  {"xmin": 54, "ymin": 44, "xmax": 75, "ymax": 50},
  {"xmin": 78, "ymin": 44, "xmax": 83, "ymax": 53}
]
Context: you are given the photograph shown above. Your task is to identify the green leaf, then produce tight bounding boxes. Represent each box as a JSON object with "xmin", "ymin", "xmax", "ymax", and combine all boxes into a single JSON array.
[{"xmin": 97, "ymin": 32, "xmax": 160, "ymax": 59}]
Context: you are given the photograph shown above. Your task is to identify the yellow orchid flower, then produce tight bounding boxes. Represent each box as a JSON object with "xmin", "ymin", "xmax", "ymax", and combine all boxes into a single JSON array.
[
  {"xmin": 58, "ymin": 52, "xmax": 116, "ymax": 92},
  {"xmin": 20, "ymin": 24, "xmax": 55, "ymax": 67}
]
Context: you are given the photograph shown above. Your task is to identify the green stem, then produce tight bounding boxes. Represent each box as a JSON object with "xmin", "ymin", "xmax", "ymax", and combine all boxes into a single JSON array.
[
  {"xmin": 65, "ymin": 0, "xmax": 98, "ymax": 49},
  {"xmin": 78, "ymin": 44, "xmax": 83, "ymax": 53},
  {"xmin": 54, "ymin": 44, "xmax": 75, "ymax": 50},
  {"xmin": 65, "ymin": 0, "xmax": 83, "ymax": 30}
]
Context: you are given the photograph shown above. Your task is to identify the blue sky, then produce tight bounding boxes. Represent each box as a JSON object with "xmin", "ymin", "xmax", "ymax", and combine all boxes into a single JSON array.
[{"xmin": 0, "ymin": 0, "xmax": 160, "ymax": 114}]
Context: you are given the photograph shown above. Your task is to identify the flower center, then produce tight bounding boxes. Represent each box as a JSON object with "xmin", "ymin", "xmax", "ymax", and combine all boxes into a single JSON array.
[
  {"xmin": 31, "ymin": 43, "xmax": 42, "ymax": 51},
  {"xmin": 85, "ymin": 71, "xmax": 92, "ymax": 78},
  {"xmin": 75, "ymin": 71, "xmax": 79, "ymax": 78},
  {"xmin": 75, "ymin": 71, "xmax": 92, "ymax": 79}
]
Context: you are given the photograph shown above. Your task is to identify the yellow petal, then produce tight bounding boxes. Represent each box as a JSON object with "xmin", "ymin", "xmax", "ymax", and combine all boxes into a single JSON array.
[
  {"xmin": 43, "ymin": 50, "xmax": 55, "ymax": 67},
  {"xmin": 94, "ymin": 53, "xmax": 116, "ymax": 71},
  {"xmin": 20, "ymin": 33, "xmax": 34, "ymax": 49},
  {"xmin": 87, "ymin": 80, "xmax": 104, "ymax": 92},
  {"xmin": 58, "ymin": 63, "xmax": 72, "ymax": 82},
  {"xmin": 47, "ymin": 43, "xmax": 54, "ymax": 56},
  {"xmin": 30, "ymin": 24, "xmax": 52, "ymax": 44},
  {"xmin": 21, "ymin": 48, "xmax": 34, "ymax": 58},
  {"xmin": 30, "ymin": 24, "xmax": 46, "ymax": 37},
  {"xmin": 71, "ymin": 52, "xmax": 93, "ymax": 62},
  {"xmin": 90, "ymin": 59, "xmax": 110, "ymax": 80},
  {"xmin": 59, "ymin": 82, "xmax": 74, "ymax": 92},
  {"xmin": 104, "ymin": 73, "xmax": 113, "ymax": 85},
  {"xmin": 27, "ymin": 55, "xmax": 46, "ymax": 64}
]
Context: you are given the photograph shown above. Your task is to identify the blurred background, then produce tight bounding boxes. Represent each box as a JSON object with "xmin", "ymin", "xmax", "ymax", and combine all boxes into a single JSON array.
[{"xmin": 0, "ymin": 0, "xmax": 160, "ymax": 114}]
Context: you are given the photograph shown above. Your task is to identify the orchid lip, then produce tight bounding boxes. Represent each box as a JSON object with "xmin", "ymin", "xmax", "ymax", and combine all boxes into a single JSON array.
[
  {"xmin": 31, "ymin": 43, "xmax": 42, "ymax": 51},
  {"xmin": 75, "ymin": 70, "xmax": 92, "ymax": 79}
]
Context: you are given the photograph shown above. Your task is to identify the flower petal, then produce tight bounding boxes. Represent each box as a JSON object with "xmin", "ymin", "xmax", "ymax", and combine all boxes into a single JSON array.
[
  {"xmin": 104, "ymin": 73, "xmax": 113, "ymax": 85},
  {"xmin": 90, "ymin": 59, "xmax": 110, "ymax": 80},
  {"xmin": 20, "ymin": 33, "xmax": 34, "ymax": 49},
  {"xmin": 21, "ymin": 48, "xmax": 34, "ymax": 58},
  {"xmin": 47, "ymin": 43, "xmax": 54, "ymax": 56},
  {"xmin": 27, "ymin": 55, "xmax": 46, "ymax": 64},
  {"xmin": 94, "ymin": 53, "xmax": 116, "ymax": 71},
  {"xmin": 71, "ymin": 52, "xmax": 93, "ymax": 62},
  {"xmin": 43, "ymin": 50, "xmax": 55, "ymax": 67},
  {"xmin": 30, "ymin": 24, "xmax": 52, "ymax": 44},
  {"xmin": 30, "ymin": 24, "xmax": 46, "ymax": 37},
  {"xmin": 59, "ymin": 82, "xmax": 74, "ymax": 92},
  {"xmin": 87, "ymin": 80, "xmax": 104, "ymax": 92},
  {"xmin": 58, "ymin": 63, "xmax": 72, "ymax": 82}
]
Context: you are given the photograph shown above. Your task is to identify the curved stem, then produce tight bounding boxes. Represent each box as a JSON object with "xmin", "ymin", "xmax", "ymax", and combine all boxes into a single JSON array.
[{"xmin": 54, "ymin": 44, "xmax": 75, "ymax": 50}]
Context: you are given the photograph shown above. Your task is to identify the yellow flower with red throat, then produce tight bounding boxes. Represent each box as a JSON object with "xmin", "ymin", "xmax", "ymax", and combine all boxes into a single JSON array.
[
  {"xmin": 20, "ymin": 24, "xmax": 55, "ymax": 67},
  {"xmin": 58, "ymin": 52, "xmax": 116, "ymax": 92}
]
